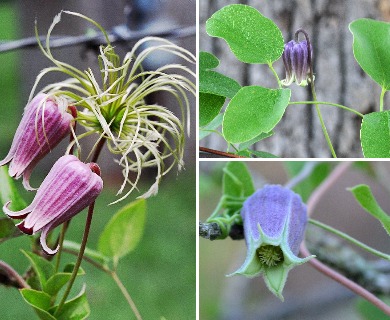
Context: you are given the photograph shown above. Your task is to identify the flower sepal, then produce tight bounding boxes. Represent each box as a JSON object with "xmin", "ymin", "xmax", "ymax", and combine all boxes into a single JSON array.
[{"xmin": 228, "ymin": 185, "xmax": 314, "ymax": 300}]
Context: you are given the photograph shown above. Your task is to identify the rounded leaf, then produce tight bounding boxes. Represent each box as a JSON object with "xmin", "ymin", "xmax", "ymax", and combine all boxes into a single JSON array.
[
  {"xmin": 222, "ymin": 86, "xmax": 291, "ymax": 144},
  {"xmin": 206, "ymin": 4, "xmax": 284, "ymax": 64},
  {"xmin": 360, "ymin": 111, "xmax": 390, "ymax": 157},
  {"xmin": 199, "ymin": 51, "xmax": 241, "ymax": 99},
  {"xmin": 350, "ymin": 18, "xmax": 390, "ymax": 90},
  {"xmin": 98, "ymin": 199, "xmax": 146, "ymax": 260},
  {"xmin": 199, "ymin": 93, "xmax": 225, "ymax": 127}
]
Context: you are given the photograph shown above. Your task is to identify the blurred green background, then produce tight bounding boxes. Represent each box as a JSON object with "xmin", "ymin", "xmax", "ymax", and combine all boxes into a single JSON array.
[
  {"xmin": 0, "ymin": 1, "xmax": 195, "ymax": 319},
  {"xmin": 1, "ymin": 170, "xmax": 196, "ymax": 319}
]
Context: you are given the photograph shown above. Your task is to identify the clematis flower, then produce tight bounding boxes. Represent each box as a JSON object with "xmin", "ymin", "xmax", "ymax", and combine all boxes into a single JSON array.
[
  {"xmin": 3, "ymin": 155, "xmax": 103, "ymax": 255},
  {"xmin": 231, "ymin": 185, "xmax": 313, "ymax": 300},
  {"xmin": 281, "ymin": 40, "xmax": 312, "ymax": 87},
  {"xmin": 0, "ymin": 93, "xmax": 75, "ymax": 190},
  {"xmin": 32, "ymin": 11, "xmax": 195, "ymax": 203}
]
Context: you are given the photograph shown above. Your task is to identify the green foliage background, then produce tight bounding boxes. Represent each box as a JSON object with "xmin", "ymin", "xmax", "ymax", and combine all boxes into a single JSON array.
[{"xmin": 0, "ymin": 171, "xmax": 196, "ymax": 319}]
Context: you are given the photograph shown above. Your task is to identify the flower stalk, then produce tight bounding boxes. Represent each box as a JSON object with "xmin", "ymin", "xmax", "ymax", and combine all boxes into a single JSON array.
[
  {"xmin": 294, "ymin": 29, "xmax": 337, "ymax": 158},
  {"xmin": 54, "ymin": 200, "xmax": 96, "ymax": 316}
]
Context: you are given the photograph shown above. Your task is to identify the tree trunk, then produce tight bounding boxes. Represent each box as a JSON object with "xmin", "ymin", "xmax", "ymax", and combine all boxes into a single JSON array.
[{"xmin": 200, "ymin": 0, "xmax": 390, "ymax": 158}]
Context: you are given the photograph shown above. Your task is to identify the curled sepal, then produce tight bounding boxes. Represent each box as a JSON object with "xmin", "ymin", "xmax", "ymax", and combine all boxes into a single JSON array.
[
  {"xmin": 0, "ymin": 93, "xmax": 74, "ymax": 190},
  {"xmin": 229, "ymin": 185, "xmax": 313, "ymax": 300},
  {"xmin": 3, "ymin": 155, "xmax": 103, "ymax": 255}
]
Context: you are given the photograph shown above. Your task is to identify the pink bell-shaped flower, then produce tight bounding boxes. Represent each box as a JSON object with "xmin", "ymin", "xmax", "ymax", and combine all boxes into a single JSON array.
[
  {"xmin": 3, "ymin": 155, "xmax": 103, "ymax": 255},
  {"xmin": 0, "ymin": 93, "xmax": 75, "ymax": 190}
]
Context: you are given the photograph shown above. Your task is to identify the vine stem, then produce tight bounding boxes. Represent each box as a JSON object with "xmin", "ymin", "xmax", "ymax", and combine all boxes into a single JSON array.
[
  {"xmin": 268, "ymin": 62, "xmax": 282, "ymax": 88},
  {"xmin": 54, "ymin": 201, "xmax": 96, "ymax": 316},
  {"xmin": 309, "ymin": 218, "xmax": 390, "ymax": 261},
  {"xmin": 55, "ymin": 222, "xmax": 69, "ymax": 273},
  {"xmin": 380, "ymin": 87, "xmax": 386, "ymax": 112},
  {"xmin": 295, "ymin": 28, "xmax": 337, "ymax": 158},
  {"xmin": 111, "ymin": 271, "xmax": 143, "ymax": 320},
  {"xmin": 54, "ymin": 137, "xmax": 105, "ymax": 273},
  {"xmin": 300, "ymin": 241, "xmax": 390, "ymax": 315},
  {"xmin": 199, "ymin": 147, "xmax": 246, "ymax": 158},
  {"xmin": 307, "ymin": 161, "xmax": 352, "ymax": 216},
  {"xmin": 62, "ymin": 247, "xmax": 143, "ymax": 319},
  {"xmin": 289, "ymin": 101, "xmax": 363, "ymax": 118},
  {"xmin": 0, "ymin": 260, "xmax": 30, "ymax": 289},
  {"xmin": 303, "ymin": 161, "xmax": 390, "ymax": 315}
]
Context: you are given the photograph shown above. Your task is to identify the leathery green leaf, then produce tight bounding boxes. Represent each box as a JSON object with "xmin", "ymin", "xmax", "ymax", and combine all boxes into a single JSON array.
[
  {"xmin": 206, "ymin": 4, "xmax": 284, "ymax": 64},
  {"xmin": 360, "ymin": 111, "xmax": 390, "ymax": 158},
  {"xmin": 223, "ymin": 86, "xmax": 291, "ymax": 144},
  {"xmin": 350, "ymin": 18, "xmax": 390, "ymax": 90}
]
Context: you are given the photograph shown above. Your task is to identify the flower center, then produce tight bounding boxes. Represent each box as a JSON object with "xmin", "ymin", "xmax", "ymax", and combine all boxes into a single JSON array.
[{"xmin": 257, "ymin": 245, "xmax": 284, "ymax": 267}]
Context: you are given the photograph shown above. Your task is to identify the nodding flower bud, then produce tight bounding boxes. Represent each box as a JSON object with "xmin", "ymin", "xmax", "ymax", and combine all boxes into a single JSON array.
[
  {"xmin": 281, "ymin": 40, "xmax": 313, "ymax": 87},
  {"xmin": 230, "ymin": 185, "xmax": 313, "ymax": 300},
  {"xmin": 0, "ymin": 93, "xmax": 75, "ymax": 190},
  {"xmin": 3, "ymin": 155, "xmax": 103, "ymax": 255}
]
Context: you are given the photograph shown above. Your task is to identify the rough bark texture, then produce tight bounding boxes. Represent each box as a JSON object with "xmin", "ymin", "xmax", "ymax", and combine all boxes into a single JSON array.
[{"xmin": 200, "ymin": 0, "xmax": 390, "ymax": 158}]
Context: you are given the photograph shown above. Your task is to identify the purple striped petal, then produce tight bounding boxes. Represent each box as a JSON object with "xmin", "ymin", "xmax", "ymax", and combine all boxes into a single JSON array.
[
  {"xmin": 0, "ymin": 93, "xmax": 74, "ymax": 190},
  {"xmin": 5, "ymin": 155, "xmax": 103, "ymax": 255}
]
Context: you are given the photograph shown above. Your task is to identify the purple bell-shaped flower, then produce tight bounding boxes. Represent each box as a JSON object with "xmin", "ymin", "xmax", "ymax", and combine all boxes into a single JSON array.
[
  {"xmin": 230, "ymin": 185, "xmax": 313, "ymax": 300},
  {"xmin": 3, "ymin": 155, "xmax": 103, "ymax": 255},
  {"xmin": 0, "ymin": 93, "xmax": 75, "ymax": 190},
  {"xmin": 281, "ymin": 40, "xmax": 313, "ymax": 87}
]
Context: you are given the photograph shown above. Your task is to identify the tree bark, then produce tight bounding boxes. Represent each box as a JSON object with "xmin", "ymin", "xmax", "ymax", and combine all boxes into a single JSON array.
[{"xmin": 200, "ymin": 0, "xmax": 390, "ymax": 158}]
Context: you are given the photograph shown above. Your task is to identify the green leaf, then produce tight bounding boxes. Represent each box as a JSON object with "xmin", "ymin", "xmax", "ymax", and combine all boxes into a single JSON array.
[
  {"xmin": 98, "ymin": 199, "xmax": 146, "ymax": 261},
  {"xmin": 247, "ymin": 150, "xmax": 278, "ymax": 158},
  {"xmin": 53, "ymin": 287, "xmax": 90, "ymax": 320},
  {"xmin": 43, "ymin": 265, "xmax": 85, "ymax": 296},
  {"xmin": 206, "ymin": 4, "xmax": 284, "ymax": 64},
  {"xmin": 0, "ymin": 217, "xmax": 22, "ymax": 244},
  {"xmin": 22, "ymin": 250, "xmax": 54, "ymax": 290},
  {"xmin": 350, "ymin": 18, "xmax": 390, "ymax": 90},
  {"xmin": 223, "ymin": 162, "xmax": 255, "ymax": 199},
  {"xmin": 349, "ymin": 184, "xmax": 390, "ymax": 235},
  {"xmin": 223, "ymin": 86, "xmax": 291, "ymax": 144},
  {"xmin": 238, "ymin": 132, "xmax": 274, "ymax": 151},
  {"xmin": 199, "ymin": 113, "xmax": 223, "ymax": 140},
  {"xmin": 0, "ymin": 165, "xmax": 26, "ymax": 210},
  {"xmin": 360, "ymin": 111, "xmax": 390, "ymax": 158},
  {"xmin": 20, "ymin": 289, "xmax": 56, "ymax": 320},
  {"xmin": 199, "ymin": 51, "xmax": 241, "ymax": 99},
  {"xmin": 199, "ymin": 92, "xmax": 225, "ymax": 127},
  {"xmin": 285, "ymin": 162, "xmax": 332, "ymax": 202}
]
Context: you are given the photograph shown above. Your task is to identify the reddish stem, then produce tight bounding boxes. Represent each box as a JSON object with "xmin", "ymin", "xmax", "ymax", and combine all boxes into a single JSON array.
[
  {"xmin": 300, "ymin": 242, "xmax": 390, "ymax": 315},
  {"xmin": 199, "ymin": 147, "xmax": 246, "ymax": 158}
]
